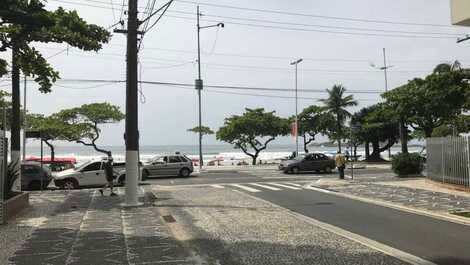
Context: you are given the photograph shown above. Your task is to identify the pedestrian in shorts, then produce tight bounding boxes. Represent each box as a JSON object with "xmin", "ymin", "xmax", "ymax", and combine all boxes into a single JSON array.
[{"xmin": 100, "ymin": 155, "xmax": 117, "ymax": 196}]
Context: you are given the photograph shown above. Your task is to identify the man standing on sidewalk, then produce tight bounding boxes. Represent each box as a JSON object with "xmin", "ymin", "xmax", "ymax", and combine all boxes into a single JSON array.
[
  {"xmin": 100, "ymin": 155, "xmax": 117, "ymax": 196},
  {"xmin": 335, "ymin": 151, "xmax": 346, "ymax": 179}
]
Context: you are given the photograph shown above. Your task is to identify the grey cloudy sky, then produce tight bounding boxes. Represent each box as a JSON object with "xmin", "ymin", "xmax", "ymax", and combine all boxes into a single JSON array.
[{"xmin": 1, "ymin": 0, "xmax": 469, "ymax": 146}]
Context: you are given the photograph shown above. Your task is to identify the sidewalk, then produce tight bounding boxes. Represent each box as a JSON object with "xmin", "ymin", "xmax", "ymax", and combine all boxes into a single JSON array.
[
  {"xmin": 308, "ymin": 176, "xmax": 470, "ymax": 222},
  {"xmin": 153, "ymin": 185, "xmax": 410, "ymax": 265},
  {"xmin": 4, "ymin": 188, "xmax": 198, "ymax": 265}
]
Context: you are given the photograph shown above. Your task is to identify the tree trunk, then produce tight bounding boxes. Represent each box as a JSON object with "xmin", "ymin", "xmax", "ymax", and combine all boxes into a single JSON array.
[
  {"xmin": 44, "ymin": 141, "xmax": 55, "ymax": 162},
  {"xmin": 365, "ymin": 141, "xmax": 370, "ymax": 160},
  {"xmin": 368, "ymin": 141, "xmax": 382, "ymax": 161},
  {"xmin": 303, "ymin": 134, "xmax": 309, "ymax": 153},
  {"xmin": 399, "ymin": 117, "xmax": 408, "ymax": 154},
  {"xmin": 337, "ymin": 115, "xmax": 342, "ymax": 153}
]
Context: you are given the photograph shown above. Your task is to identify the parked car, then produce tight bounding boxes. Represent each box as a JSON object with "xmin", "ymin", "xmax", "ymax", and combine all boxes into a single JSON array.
[
  {"xmin": 142, "ymin": 154, "xmax": 193, "ymax": 178},
  {"xmin": 283, "ymin": 153, "xmax": 336, "ymax": 174},
  {"xmin": 21, "ymin": 161, "xmax": 53, "ymax": 190},
  {"xmin": 53, "ymin": 159, "xmax": 127, "ymax": 189},
  {"xmin": 25, "ymin": 156, "xmax": 76, "ymax": 172}
]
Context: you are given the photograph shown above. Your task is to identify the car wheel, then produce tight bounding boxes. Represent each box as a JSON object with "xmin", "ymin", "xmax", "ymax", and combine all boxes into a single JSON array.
[
  {"xmin": 324, "ymin": 166, "xmax": 332, "ymax": 173},
  {"xmin": 291, "ymin": 167, "xmax": 300, "ymax": 174},
  {"xmin": 142, "ymin": 169, "xmax": 149, "ymax": 181},
  {"xmin": 63, "ymin": 179, "xmax": 78, "ymax": 190},
  {"xmin": 179, "ymin": 168, "xmax": 190, "ymax": 177},
  {"xmin": 28, "ymin": 181, "xmax": 41, "ymax": 191},
  {"xmin": 118, "ymin": 175, "xmax": 126, "ymax": 186}
]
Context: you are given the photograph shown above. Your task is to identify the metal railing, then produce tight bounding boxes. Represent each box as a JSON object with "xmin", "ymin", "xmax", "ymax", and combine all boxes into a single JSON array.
[{"xmin": 426, "ymin": 137, "xmax": 470, "ymax": 187}]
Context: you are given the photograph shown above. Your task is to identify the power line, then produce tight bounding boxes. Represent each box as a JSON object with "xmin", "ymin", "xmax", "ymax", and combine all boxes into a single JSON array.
[
  {"xmin": 167, "ymin": 15, "xmax": 458, "ymax": 40},
  {"xmin": 169, "ymin": 10, "xmax": 462, "ymax": 37},
  {"xmin": 12, "ymin": 78, "xmax": 385, "ymax": 94},
  {"xmin": 174, "ymin": 0, "xmax": 458, "ymax": 28}
]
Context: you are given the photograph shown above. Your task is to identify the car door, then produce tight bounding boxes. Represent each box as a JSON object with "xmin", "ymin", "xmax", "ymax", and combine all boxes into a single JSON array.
[
  {"xmin": 79, "ymin": 161, "xmax": 105, "ymax": 186},
  {"xmin": 316, "ymin": 154, "xmax": 331, "ymax": 170},
  {"xmin": 299, "ymin": 155, "xmax": 313, "ymax": 171},
  {"xmin": 167, "ymin": 156, "xmax": 183, "ymax": 175},
  {"xmin": 148, "ymin": 156, "xmax": 170, "ymax": 176},
  {"xmin": 309, "ymin": 154, "xmax": 322, "ymax": 171}
]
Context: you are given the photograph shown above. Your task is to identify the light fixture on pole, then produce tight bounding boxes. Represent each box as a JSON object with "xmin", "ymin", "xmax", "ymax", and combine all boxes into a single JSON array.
[
  {"xmin": 196, "ymin": 5, "xmax": 224, "ymax": 170},
  {"xmin": 290, "ymin": 58, "xmax": 302, "ymax": 157}
]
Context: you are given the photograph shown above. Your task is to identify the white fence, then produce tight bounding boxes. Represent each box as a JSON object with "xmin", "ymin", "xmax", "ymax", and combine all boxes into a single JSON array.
[{"xmin": 426, "ymin": 137, "xmax": 470, "ymax": 188}]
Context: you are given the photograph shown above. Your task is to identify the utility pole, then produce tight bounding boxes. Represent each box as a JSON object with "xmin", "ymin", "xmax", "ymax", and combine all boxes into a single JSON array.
[
  {"xmin": 124, "ymin": 0, "xmax": 141, "ymax": 206},
  {"xmin": 196, "ymin": 5, "xmax": 203, "ymax": 170},
  {"xmin": 290, "ymin": 58, "xmax": 302, "ymax": 157},
  {"xmin": 22, "ymin": 76, "xmax": 26, "ymax": 160},
  {"xmin": 196, "ymin": 6, "xmax": 224, "ymax": 170},
  {"xmin": 383, "ymin": 48, "xmax": 388, "ymax": 92},
  {"xmin": 11, "ymin": 45, "xmax": 21, "ymax": 191}
]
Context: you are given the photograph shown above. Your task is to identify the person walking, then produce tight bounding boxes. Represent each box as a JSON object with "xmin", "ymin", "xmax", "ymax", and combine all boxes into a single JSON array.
[
  {"xmin": 335, "ymin": 151, "xmax": 346, "ymax": 179},
  {"xmin": 100, "ymin": 155, "xmax": 117, "ymax": 196}
]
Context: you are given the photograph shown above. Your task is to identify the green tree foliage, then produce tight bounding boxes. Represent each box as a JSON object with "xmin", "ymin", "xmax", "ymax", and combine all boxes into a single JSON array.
[
  {"xmin": 216, "ymin": 108, "xmax": 289, "ymax": 165},
  {"xmin": 320, "ymin": 84, "xmax": 358, "ymax": 153},
  {"xmin": 383, "ymin": 63, "xmax": 470, "ymax": 138},
  {"xmin": 27, "ymin": 113, "xmax": 85, "ymax": 161},
  {"xmin": 0, "ymin": 0, "xmax": 111, "ymax": 91},
  {"xmin": 187, "ymin": 126, "xmax": 214, "ymax": 136},
  {"xmin": 297, "ymin": 105, "xmax": 335, "ymax": 153},
  {"xmin": 352, "ymin": 103, "xmax": 399, "ymax": 162},
  {"xmin": 57, "ymin": 103, "xmax": 125, "ymax": 156},
  {"xmin": 431, "ymin": 114, "xmax": 470, "ymax": 137}
]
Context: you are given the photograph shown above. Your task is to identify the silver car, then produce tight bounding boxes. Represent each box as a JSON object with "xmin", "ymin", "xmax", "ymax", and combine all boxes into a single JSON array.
[{"xmin": 142, "ymin": 154, "xmax": 194, "ymax": 178}]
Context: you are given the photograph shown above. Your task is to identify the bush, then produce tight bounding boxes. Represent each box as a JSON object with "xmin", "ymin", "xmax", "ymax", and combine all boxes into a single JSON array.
[{"xmin": 391, "ymin": 153, "xmax": 424, "ymax": 176}]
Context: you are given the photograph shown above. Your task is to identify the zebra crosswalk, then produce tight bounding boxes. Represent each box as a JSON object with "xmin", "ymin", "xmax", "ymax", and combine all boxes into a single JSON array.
[{"xmin": 210, "ymin": 182, "xmax": 311, "ymax": 193}]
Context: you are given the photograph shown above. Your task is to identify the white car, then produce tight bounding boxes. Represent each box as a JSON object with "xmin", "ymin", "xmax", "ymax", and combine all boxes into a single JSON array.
[{"xmin": 53, "ymin": 160, "xmax": 127, "ymax": 189}]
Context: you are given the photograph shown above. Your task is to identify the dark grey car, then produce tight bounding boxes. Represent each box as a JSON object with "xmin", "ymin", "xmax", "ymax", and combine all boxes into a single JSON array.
[
  {"xmin": 142, "ymin": 154, "xmax": 194, "ymax": 178},
  {"xmin": 21, "ymin": 161, "xmax": 53, "ymax": 190},
  {"xmin": 283, "ymin": 153, "xmax": 336, "ymax": 174}
]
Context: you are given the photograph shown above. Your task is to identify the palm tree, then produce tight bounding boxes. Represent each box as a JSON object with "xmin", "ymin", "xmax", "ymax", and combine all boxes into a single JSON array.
[{"xmin": 320, "ymin": 84, "xmax": 358, "ymax": 153}]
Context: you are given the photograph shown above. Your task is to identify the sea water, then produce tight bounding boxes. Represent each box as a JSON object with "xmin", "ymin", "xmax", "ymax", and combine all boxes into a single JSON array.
[{"xmin": 23, "ymin": 144, "xmax": 425, "ymax": 166}]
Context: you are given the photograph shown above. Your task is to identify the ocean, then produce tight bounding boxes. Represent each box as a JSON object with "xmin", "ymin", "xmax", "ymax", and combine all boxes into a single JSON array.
[{"xmin": 23, "ymin": 144, "xmax": 425, "ymax": 165}]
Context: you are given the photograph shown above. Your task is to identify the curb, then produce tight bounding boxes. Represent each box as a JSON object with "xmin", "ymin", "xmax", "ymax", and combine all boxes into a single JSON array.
[{"xmin": 305, "ymin": 183, "xmax": 470, "ymax": 226}]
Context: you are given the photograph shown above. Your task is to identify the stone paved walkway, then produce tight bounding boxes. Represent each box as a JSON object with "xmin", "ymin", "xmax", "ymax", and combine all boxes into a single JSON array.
[
  {"xmin": 313, "ymin": 181, "xmax": 470, "ymax": 214},
  {"xmin": 8, "ymin": 189, "xmax": 197, "ymax": 265}
]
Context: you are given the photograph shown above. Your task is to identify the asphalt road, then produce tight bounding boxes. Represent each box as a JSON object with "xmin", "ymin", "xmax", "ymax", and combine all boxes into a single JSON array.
[{"xmin": 250, "ymin": 188, "xmax": 470, "ymax": 265}]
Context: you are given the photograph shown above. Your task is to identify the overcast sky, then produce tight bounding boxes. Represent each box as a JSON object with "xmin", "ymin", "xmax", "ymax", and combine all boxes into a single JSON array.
[{"xmin": 1, "ymin": 0, "xmax": 469, "ymax": 147}]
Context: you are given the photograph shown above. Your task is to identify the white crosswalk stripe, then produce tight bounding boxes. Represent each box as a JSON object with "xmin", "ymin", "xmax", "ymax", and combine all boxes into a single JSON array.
[
  {"xmin": 249, "ymin": 183, "xmax": 282, "ymax": 191},
  {"xmin": 267, "ymin": 183, "xmax": 303, "ymax": 190},
  {"xmin": 230, "ymin": 184, "xmax": 261, "ymax": 192},
  {"xmin": 283, "ymin": 182, "xmax": 303, "ymax": 187}
]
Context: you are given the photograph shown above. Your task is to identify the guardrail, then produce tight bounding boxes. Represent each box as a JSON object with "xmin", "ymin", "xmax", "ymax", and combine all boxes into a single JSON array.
[{"xmin": 426, "ymin": 137, "xmax": 470, "ymax": 188}]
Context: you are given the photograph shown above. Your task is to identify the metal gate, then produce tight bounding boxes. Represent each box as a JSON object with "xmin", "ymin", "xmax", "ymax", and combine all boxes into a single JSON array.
[
  {"xmin": 0, "ymin": 137, "xmax": 8, "ymax": 225},
  {"xmin": 426, "ymin": 137, "xmax": 470, "ymax": 188}
]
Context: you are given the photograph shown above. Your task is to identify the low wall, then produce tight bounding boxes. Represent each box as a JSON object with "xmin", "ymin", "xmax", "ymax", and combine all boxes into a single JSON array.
[{"xmin": 6, "ymin": 192, "xmax": 30, "ymax": 220}]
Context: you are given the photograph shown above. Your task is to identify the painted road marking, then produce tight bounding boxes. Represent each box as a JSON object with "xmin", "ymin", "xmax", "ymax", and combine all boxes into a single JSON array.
[
  {"xmin": 249, "ymin": 183, "xmax": 282, "ymax": 191},
  {"xmin": 210, "ymin": 184, "xmax": 225, "ymax": 189},
  {"xmin": 268, "ymin": 183, "xmax": 302, "ymax": 190},
  {"xmin": 283, "ymin": 182, "xmax": 303, "ymax": 187},
  {"xmin": 230, "ymin": 184, "xmax": 261, "ymax": 193}
]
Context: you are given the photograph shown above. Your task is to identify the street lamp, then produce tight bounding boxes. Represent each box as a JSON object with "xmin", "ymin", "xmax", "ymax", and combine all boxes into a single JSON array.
[
  {"xmin": 290, "ymin": 58, "xmax": 302, "ymax": 157},
  {"xmin": 196, "ymin": 6, "xmax": 224, "ymax": 170},
  {"xmin": 370, "ymin": 48, "xmax": 393, "ymax": 159}
]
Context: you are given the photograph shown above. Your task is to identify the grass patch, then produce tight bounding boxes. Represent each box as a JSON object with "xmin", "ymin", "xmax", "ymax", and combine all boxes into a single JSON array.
[{"xmin": 450, "ymin": 211, "xmax": 470, "ymax": 218}]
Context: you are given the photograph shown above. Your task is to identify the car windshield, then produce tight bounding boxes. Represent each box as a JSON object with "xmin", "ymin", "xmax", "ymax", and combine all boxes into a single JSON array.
[{"xmin": 75, "ymin": 160, "xmax": 96, "ymax": 171}]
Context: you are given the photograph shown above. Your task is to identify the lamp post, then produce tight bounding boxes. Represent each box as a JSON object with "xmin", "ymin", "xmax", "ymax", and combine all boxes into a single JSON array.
[
  {"xmin": 290, "ymin": 58, "xmax": 302, "ymax": 157},
  {"xmin": 196, "ymin": 5, "xmax": 224, "ymax": 170},
  {"xmin": 370, "ymin": 48, "xmax": 393, "ymax": 159}
]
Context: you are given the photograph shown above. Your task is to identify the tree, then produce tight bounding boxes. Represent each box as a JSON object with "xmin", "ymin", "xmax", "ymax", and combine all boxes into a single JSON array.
[
  {"xmin": 383, "ymin": 63, "xmax": 470, "ymax": 139},
  {"xmin": 58, "ymin": 103, "xmax": 125, "ymax": 156},
  {"xmin": 297, "ymin": 105, "xmax": 335, "ymax": 153},
  {"xmin": 431, "ymin": 114, "xmax": 470, "ymax": 137},
  {"xmin": 1, "ymin": 0, "xmax": 111, "ymax": 91},
  {"xmin": 187, "ymin": 126, "xmax": 214, "ymax": 136},
  {"xmin": 352, "ymin": 103, "xmax": 399, "ymax": 162},
  {"xmin": 27, "ymin": 113, "xmax": 84, "ymax": 161},
  {"xmin": 216, "ymin": 108, "xmax": 289, "ymax": 165},
  {"xmin": 320, "ymin": 84, "xmax": 358, "ymax": 153}
]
